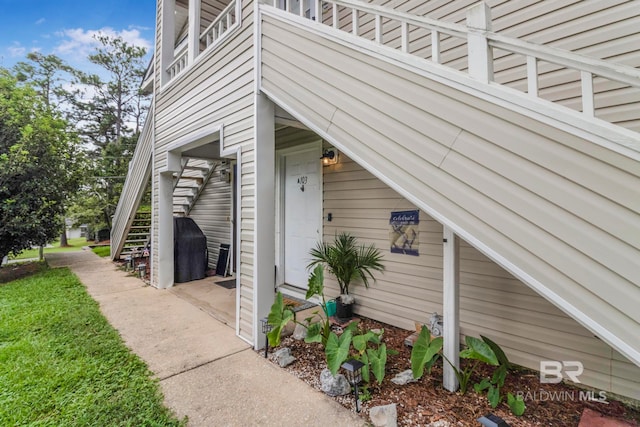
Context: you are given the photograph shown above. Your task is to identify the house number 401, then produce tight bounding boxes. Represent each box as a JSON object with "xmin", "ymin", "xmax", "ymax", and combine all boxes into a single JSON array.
[{"xmin": 298, "ymin": 176, "xmax": 307, "ymax": 192}]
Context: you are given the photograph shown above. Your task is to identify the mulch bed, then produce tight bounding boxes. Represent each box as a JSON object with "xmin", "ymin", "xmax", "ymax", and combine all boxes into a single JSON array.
[
  {"xmin": 0, "ymin": 261, "xmax": 47, "ymax": 284},
  {"xmin": 269, "ymin": 317, "xmax": 640, "ymax": 426}
]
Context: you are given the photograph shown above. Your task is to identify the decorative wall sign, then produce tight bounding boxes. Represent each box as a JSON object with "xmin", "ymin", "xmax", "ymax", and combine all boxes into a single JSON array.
[{"xmin": 389, "ymin": 210, "xmax": 419, "ymax": 256}]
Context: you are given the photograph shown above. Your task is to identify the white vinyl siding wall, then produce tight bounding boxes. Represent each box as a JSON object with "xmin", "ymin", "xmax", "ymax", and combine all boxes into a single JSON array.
[
  {"xmin": 322, "ymin": 151, "xmax": 640, "ymax": 399},
  {"xmin": 188, "ymin": 162, "xmax": 232, "ymax": 270},
  {"xmin": 152, "ymin": 0, "xmax": 256, "ymax": 341}
]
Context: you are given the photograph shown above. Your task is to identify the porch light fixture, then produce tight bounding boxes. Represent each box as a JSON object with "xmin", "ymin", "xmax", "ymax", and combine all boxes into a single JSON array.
[
  {"xmin": 341, "ymin": 358, "xmax": 365, "ymax": 412},
  {"xmin": 320, "ymin": 148, "xmax": 338, "ymax": 166},
  {"xmin": 477, "ymin": 413, "xmax": 510, "ymax": 427},
  {"xmin": 260, "ymin": 317, "xmax": 273, "ymax": 358}
]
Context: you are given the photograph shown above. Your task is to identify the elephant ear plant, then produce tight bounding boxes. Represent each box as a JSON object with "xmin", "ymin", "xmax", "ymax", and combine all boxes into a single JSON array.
[
  {"xmin": 267, "ymin": 265, "xmax": 334, "ymax": 348},
  {"xmin": 307, "ymin": 232, "xmax": 384, "ymax": 308}
]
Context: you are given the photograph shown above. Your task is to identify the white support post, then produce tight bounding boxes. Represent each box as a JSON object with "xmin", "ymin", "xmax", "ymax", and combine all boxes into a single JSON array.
[
  {"xmin": 431, "ymin": 30, "xmax": 440, "ymax": 64},
  {"xmin": 160, "ymin": 0, "xmax": 176, "ymax": 85},
  {"xmin": 188, "ymin": 0, "xmax": 201, "ymax": 64},
  {"xmin": 526, "ymin": 55, "xmax": 538, "ymax": 97},
  {"xmin": 332, "ymin": 3, "xmax": 338, "ymax": 29},
  {"xmin": 581, "ymin": 70, "xmax": 595, "ymax": 117},
  {"xmin": 314, "ymin": 0, "xmax": 320, "ymax": 21},
  {"xmin": 401, "ymin": 22, "xmax": 409, "ymax": 53},
  {"xmin": 157, "ymin": 170, "xmax": 175, "ymax": 289},
  {"xmin": 352, "ymin": 8, "xmax": 359, "ymax": 36},
  {"xmin": 466, "ymin": 2, "xmax": 493, "ymax": 83},
  {"xmin": 253, "ymin": 92, "xmax": 276, "ymax": 350},
  {"xmin": 443, "ymin": 226, "xmax": 460, "ymax": 392},
  {"xmin": 375, "ymin": 14, "xmax": 382, "ymax": 43}
]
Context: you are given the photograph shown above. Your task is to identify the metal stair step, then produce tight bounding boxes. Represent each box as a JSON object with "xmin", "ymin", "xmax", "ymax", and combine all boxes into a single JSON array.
[{"xmin": 183, "ymin": 165, "xmax": 211, "ymax": 172}]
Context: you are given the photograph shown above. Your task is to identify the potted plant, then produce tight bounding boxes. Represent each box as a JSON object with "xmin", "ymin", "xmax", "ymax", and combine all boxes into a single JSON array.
[{"xmin": 308, "ymin": 232, "xmax": 384, "ymax": 320}]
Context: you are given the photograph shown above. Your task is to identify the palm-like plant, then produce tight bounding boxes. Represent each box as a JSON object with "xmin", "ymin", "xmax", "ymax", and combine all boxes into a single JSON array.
[{"xmin": 307, "ymin": 232, "xmax": 385, "ymax": 302}]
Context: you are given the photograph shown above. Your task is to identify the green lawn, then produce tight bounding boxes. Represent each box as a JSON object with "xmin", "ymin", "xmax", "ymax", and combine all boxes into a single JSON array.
[
  {"xmin": 91, "ymin": 245, "xmax": 111, "ymax": 257},
  {"xmin": 10, "ymin": 237, "xmax": 90, "ymax": 260},
  {"xmin": 0, "ymin": 266, "xmax": 184, "ymax": 426}
]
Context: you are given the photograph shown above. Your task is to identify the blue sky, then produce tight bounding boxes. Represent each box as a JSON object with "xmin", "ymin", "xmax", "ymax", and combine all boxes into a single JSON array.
[{"xmin": 0, "ymin": 0, "xmax": 156, "ymax": 71}]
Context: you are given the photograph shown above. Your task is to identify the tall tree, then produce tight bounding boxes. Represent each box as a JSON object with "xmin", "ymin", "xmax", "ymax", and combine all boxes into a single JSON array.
[
  {"xmin": 70, "ymin": 35, "xmax": 149, "ymax": 149},
  {"xmin": 0, "ymin": 70, "xmax": 83, "ymax": 263},
  {"xmin": 13, "ymin": 52, "xmax": 73, "ymax": 109},
  {"xmin": 13, "ymin": 53, "xmax": 77, "ymax": 246},
  {"xmin": 67, "ymin": 35, "xmax": 150, "ymax": 231}
]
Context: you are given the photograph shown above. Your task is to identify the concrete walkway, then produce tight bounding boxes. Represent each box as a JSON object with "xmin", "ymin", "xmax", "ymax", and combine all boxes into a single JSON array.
[{"xmin": 46, "ymin": 249, "xmax": 366, "ymax": 427}]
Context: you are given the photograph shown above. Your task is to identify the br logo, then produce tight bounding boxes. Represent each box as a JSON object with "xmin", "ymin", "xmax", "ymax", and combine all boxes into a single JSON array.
[{"xmin": 540, "ymin": 361, "xmax": 584, "ymax": 384}]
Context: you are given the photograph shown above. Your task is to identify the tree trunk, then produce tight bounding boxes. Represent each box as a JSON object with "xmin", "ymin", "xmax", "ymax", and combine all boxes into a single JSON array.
[
  {"xmin": 60, "ymin": 230, "xmax": 69, "ymax": 247},
  {"xmin": 39, "ymin": 246, "xmax": 44, "ymax": 261}
]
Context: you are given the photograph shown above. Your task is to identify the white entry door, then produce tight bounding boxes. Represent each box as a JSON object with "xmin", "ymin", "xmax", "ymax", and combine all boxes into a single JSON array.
[{"xmin": 283, "ymin": 148, "xmax": 321, "ymax": 289}]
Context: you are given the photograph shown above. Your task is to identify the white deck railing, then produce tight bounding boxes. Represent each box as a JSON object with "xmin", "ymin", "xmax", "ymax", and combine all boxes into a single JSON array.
[
  {"xmin": 167, "ymin": 45, "xmax": 188, "ymax": 80},
  {"xmin": 201, "ymin": 0, "xmax": 239, "ymax": 49},
  {"xmin": 165, "ymin": 0, "xmax": 241, "ymax": 84},
  {"xmin": 266, "ymin": 0, "xmax": 640, "ymax": 123}
]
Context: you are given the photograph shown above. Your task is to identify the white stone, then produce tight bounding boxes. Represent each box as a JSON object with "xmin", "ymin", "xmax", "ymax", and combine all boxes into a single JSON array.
[
  {"xmin": 319, "ymin": 368, "xmax": 351, "ymax": 397},
  {"xmin": 273, "ymin": 347, "xmax": 296, "ymax": 367},
  {"xmin": 292, "ymin": 323, "xmax": 307, "ymax": 340},
  {"xmin": 369, "ymin": 403, "xmax": 397, "ymax": 427},
  {"xmin": 391, "ymin": 369, "xmax": 418, "ymax": 385}
]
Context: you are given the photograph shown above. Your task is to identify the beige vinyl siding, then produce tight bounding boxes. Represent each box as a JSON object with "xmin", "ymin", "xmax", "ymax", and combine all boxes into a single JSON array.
[
  {"xmin": 188, "ymin": 162, "xmax": 232, "ymax": 269},
  {"xmin": 321, "ymin": 0, "xmax": 640, "ymax": 131},
  {"xmin": 275, "ymin": 126, "xmax": 322, "ymax": 150},
  {"xmin": 259, "ymin": 14, "xmax": 640, "ymax": 374},
  {"xmin": 322, "ymin": 155, "xmax": 443, "ymax": 328},
  {"xmin": 151, "ymin": 0, "xmax": 256, "ymax": 341},
  {"xmin": 324, "ymin": 152, "xmax": 640, "ymax": 398}
]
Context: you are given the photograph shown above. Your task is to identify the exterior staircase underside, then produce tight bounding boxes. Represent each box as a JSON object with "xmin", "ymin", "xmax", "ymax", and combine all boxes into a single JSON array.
[
  {"xmin": 258, "ymin": 11, "xmax": 640, "ymax": 367},
  {"xmin": 172, "ymin": 158, "xmax": 218, "ymax": 216}
]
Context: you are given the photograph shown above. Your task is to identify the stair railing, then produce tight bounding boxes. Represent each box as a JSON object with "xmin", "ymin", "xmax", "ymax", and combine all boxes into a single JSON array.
[
  {"xmin": 264, "ymin": 0, "xmax": 640, "ymax": 131},
  {"xmin": 110, "ymin": 105, "xmax": 154, "ymax": 260}
]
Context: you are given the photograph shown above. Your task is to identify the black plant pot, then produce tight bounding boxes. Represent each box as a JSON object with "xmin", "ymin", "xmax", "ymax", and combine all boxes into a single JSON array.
[{"xmin": 335, "ymin": 296, "xmax": 354, "ymax": 321}]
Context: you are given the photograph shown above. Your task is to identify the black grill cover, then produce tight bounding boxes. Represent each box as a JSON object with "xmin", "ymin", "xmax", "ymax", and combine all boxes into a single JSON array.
[{"xmin": 174, "ymin": 217, "xmax": 208, "ymax": 283}]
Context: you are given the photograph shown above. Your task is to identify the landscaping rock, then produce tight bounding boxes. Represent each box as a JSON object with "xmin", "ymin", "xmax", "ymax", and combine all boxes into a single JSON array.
[
  {"xmin": 319, "ymin": 368, "xmax": 351, "ymax": 396},
  {"xmin": 426, "ymin": 421, "xmax": 450, "ymax": 427},
  {"xmin": 369, "ymin": 403, "xmax": 397, "ymax": 427},
  {"xmin": 391, "ymin": 369, "xmax": 418, "ymax": 385},
  {"xmin": 292, "ymin": 323, "xmax": 307, "ymax": 340},
  {"xmin": 273, "ymin": 347, "xmax": 296, "ymax": 367}
]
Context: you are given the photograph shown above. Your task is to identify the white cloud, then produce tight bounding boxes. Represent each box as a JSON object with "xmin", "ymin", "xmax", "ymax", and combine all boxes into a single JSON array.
[
  {"xmin": 7, "ymin": 42, "xmax": 26, "ymax": 57},
  {"xmin": 54, "ymin": 27, "xmax": 152, "ymax": 59},
  {"xmin": 35, "ymin": 18, "xmax": 46, "ymax": 25},
  {"xmin": 128, "ymin": 24, "xmax": 151, "ymax": 32}
]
